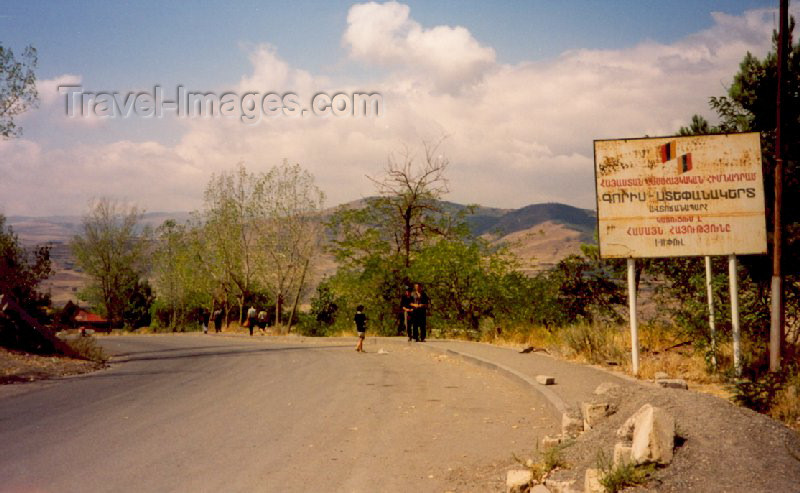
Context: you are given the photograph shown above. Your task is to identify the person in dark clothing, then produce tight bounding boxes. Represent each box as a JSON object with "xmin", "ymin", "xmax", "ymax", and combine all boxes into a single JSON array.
[
  {"xmin": 200, "ymin": 308, "xmax": 210, "ymax": 334},
  {"xmin": 257, "ymin": 309, "xmax": 268, "ymax": 333},
  {"xmin": 213, "ymin": 308, "xmax": 224, "ymax": 333},
  {"xmin": 410, "ymin": 283, "xmax": 430, "ymax": 342},
  {"xmin": 354, "ymin": 305, "xmax": 367, "ymax": 352},
  {"xmin": 400, "ymin": 286, "xmax": 414, "ymax": 341},
  {"xmin": 246, "ymin": 306, "xmax": 257, "ymax": 336}
]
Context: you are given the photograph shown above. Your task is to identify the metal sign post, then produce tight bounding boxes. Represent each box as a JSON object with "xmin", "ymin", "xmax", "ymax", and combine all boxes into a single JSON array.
[
  {"xmin": 627, "ymin": 258, "xmax": 640, "ymax": 375},
  {"xmin": 594, "ymin": 133, "xmax": 766, "ymax": 377},
  {"xmin": 705, "ymin": 256, "xmax": 717, "ymax": 370},
  {"xmin": 729, "ymin": 254, "xmax": 741, "ymax": 376}
]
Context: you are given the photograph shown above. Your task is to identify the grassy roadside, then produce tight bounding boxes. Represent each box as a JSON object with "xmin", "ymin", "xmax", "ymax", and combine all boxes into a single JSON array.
[{"xmin": 473, "ymin": 322, "xmax": 800, "ymax": 432}]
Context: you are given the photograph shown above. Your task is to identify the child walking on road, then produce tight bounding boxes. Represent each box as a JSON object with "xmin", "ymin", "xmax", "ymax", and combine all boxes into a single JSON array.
[{"xmin": 354, "ymin": 305, "xmax": 367, "ymax": 352}]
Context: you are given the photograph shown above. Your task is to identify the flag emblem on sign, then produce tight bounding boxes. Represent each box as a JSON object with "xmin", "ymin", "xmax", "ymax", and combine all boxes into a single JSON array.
[
  {"xmin": 677, "ymin": 153, "xmax": 693, "ymax": 173},
  {"xmin": 659, "ymin": 140, "xmax": 677, "ymax": 163}
]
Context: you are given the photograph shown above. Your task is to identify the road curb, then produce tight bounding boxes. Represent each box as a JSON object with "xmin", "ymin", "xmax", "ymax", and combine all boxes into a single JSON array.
[{"xmin": 419, "ymin": 343, "xmax": 569, "ymax": 416}]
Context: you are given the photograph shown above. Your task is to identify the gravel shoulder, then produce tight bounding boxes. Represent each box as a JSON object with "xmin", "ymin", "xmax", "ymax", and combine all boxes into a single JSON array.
[{"xmin": 421, "ymin": 338, "xmax": 800, "ymax": 492}]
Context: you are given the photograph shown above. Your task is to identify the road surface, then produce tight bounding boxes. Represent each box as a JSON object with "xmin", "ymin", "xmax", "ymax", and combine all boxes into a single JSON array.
[{"xmin": 0, "ymin": 335, "xmax": 559, "ymax": 492}]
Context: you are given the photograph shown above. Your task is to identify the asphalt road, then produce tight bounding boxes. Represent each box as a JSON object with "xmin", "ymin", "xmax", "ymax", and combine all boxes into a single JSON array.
[{"xmin": 0, "ymin": 335, "xmax": 559, "ymax": 492}]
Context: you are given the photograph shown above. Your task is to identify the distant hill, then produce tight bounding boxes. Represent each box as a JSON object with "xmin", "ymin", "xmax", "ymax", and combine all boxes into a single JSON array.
[{"xmin": 479, "ymin": 202, "xmax": 596, "ymax": 241}]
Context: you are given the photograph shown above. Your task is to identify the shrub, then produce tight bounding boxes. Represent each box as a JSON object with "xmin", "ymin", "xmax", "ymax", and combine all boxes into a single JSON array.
[
  {"xmin": 728, "ymin": 372, "xmax": 786, "ymax": 413},
  {"xmin": 560, "ymin": 323, "xmax": 626, "ymax": 364},
  {"xmin": 65, "ymin": 336, "xmax": 107, "ymax": 363},
  {"xmin": 597, "ymin": 450, "xmax": 654, "ymax": 493}
]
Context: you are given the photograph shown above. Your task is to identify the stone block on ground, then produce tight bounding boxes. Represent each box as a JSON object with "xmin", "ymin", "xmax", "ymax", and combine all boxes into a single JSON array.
[
  {"xmin": 593, "ymin": 382, "xmax": 620, "ymax": 395},
  {"xmin": 581, "ymin": 402, "xmax": 610, "ymax": 431},
  {"xmin": 507, "ymin": 469, "xmax": 533, "ymax": 493},
  {"xmin": 613, "ymin": 442, "xmax": 633, "ymax": 466},
  {"xmin": 584, "ymin": 468, "xmax": 604, "ymax": 493},
  {"xmin": 656, "ymin": 378, "xmax": 688, "ymax": 390},
  {"xmin": 536, "ymin": 375, "xmax": 556, "ymax": 385},
  {"xmin": 616, "ymin": 404, "xmax": 651, "ymax": 440},
  {"xmin": 541, "ymin": 435, "xmax": 563, "ymax": 451},
  {"xmin": 631, "ymin": 404, "xmax": 676, "ymax": 465},
  {"xmin": 544, "ymin": 479, "xmax": 576, "ymax": 493},
  {"xmin": 561, "ymin": 412, "xmax": 584, "ymax": 438},
  {"xmin": 654, "ymin": 371, "xmax": 669, "ymax": 380}
]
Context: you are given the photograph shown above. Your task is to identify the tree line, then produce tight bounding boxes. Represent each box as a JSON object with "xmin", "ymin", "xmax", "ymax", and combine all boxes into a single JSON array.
[{"xmin": 67, "ymin": 161, "xmax": 324, "ymax": 332}]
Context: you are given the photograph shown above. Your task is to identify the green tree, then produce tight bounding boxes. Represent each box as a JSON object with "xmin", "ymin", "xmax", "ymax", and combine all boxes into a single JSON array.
[
  {"xmin": 410, "ymin": 237, "xmax": 515, "ymax": 331},
  {"xmin": 326, "ymin": 142, "xmax": 457, "ymax": 333},
  {"xmin": 255, "ymin": 161, "xmax": 325, "ymax": 331},
  {"xmin": 200, "ymin": 162, "xmax": 324, "ymax": 329},
  {"xmin": 0, "ymin": 44, "xmax": 38, "ymax": 138},
  {"xmin": 545, "ymin": 254, "xmax": 625, "ymax": 326},
  {"xmin": 661, "ymin": 23, "xmax": 800, "ymax": 364},
  {"xmin": 0, "ymin": 214, "xmax": 53, "ymax": 350},
  {"xmin": 71, "ymin": 198, "xmax": 152, "ymax": 328},
  {"xmin": 202, "ymin": 164, "xmax": 261, "ymax": 323},
  {"xmin": 152, "ymin": 219, "xmax": 214, "ymax": 330}
]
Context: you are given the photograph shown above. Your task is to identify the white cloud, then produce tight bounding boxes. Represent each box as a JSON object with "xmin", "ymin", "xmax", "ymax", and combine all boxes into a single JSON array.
[
  {"xmin": 0, "ymin": 3, "xmax": 785, "ymax": 217},
  {"xmin": 34, "ymin": 74, "xmax": 108, "ymax": 127},
  {"xmin": 343, "ymin": 1, "xmax": 496, "ymax": 93}
]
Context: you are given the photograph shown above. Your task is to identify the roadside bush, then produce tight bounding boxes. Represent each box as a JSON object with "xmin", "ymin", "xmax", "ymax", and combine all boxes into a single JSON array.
[
  {"xmin": 596, "ymin": 450, "xmax": 654, "ymax": 493},
  {"xmin": 729, "ymin": 372, "xmax": 786, "ymax": 413},
  {"xmin": 560, "ymin": 323, "xmax": 627, "ymax": 364},
  {"xmin": 769, "ymin": 365, "xmax": 800, "ymax": 431},
  {"xmin": 64, "ymin": 336, "xmax": 107, "ymax": 363}
]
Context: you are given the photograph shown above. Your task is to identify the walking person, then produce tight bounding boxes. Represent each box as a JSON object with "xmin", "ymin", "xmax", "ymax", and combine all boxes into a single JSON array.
[
  {"xmin": 410, "ymin": 283, "xmax": 430, "ymax": 342},
  {"xmin": 201, "ymin": 307, "xmax": 209, "ymax": 334},
  {"xmin": 354, "ymin": 305, "xmax": 367, "ymax": 352},
  {"xmin": 213, "ymin": 308, "xmax": 224, "ymax": 333},
  {"xmin": 257, "ymin": 309, "xmax": 268, "ymax": 334},
  {"xmin": 246, "ymin": 305, "xmax": 257, "ymax": 336},
  {"xmin": 401, "ymin": 285, "xmax": 414, "ymax": 341}
]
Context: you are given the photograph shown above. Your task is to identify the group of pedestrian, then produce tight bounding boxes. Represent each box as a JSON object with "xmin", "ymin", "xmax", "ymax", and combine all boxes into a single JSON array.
[
  {"xmin": 245, "ymin": 306, "xmax": 269, "ymax": 336},
  {"xmin": 402, "ymin": 283, "xmax": 429, "ymax": 342},
  {"xmin": 353, "ymin": 282, "xmax": 430, "ymax": 352}
]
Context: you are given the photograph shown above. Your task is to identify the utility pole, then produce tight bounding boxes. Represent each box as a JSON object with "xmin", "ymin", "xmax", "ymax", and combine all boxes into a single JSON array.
[{"xmin": 770, "ymin": 0, "xmax": 789, "ymax": 372}]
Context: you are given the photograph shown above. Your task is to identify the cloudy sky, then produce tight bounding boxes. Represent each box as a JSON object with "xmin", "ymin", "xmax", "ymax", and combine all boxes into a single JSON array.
[{"xmin": 0, "ymin": 0, "xmax": 790, "ymax": 216}]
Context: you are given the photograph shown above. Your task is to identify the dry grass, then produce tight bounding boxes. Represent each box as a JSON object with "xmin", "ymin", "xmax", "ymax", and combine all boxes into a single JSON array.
[
  {"xmin": 769, "ymin": 370, "xmax": 800, "ymax": 432},
  {"xmin": 0, "ymin": 346, "xmax": 104, "ymax": 384},
  {"xmin": 65, "ymin": 336, "xmax": 108, "ymax": 363},
  {"xmin": 490, "ymin": 321, "xmax": 735, "ymax": 396}
]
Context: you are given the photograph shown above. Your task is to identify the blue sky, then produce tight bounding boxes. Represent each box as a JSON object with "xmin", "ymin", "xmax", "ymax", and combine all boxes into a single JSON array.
[
  {"xmin": 4, "ymin": 1, "xmax": 776, "ymax": 82},
  {"xmin": 0, "ymin": 1, "xmax": 787, "ymax": 215}
]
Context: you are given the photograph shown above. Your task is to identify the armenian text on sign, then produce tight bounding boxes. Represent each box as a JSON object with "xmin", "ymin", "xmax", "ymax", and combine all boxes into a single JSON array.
[{"xmin": 594, "ymin": 132, "xmax": 767, "ymax": 258}]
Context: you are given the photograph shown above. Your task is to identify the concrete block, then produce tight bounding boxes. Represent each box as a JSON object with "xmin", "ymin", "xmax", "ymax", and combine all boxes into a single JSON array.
[
  {"xmin": 506, "ymin": 469, "xmax": 533, "ymax": 493},
  {"xmin": 541, "ymin": 435, "xmax": 563, "ymax": 451},
  {"xmin": 613, "ymin": 442, "xmax": 633, "ymax": 466},
  {"xmin": 631, "ymin": 404, "xmax": 676, "ymax": 465},
  {"xmin": 544, "ymin": 479, "xmax": 576, "ymax": 493},
  {"xmin": 536, "ymin": 375, "xmax": 556, "ymax": 385},
  {"xmin": 581, "ymin": 402, "xmax": 609, "ymax": 431},
  {"xmin": 616, "ymin": 404, "xmax": 650, "ymax": 440},
  {"xmin": 584, "ymin": 468, "xmax": 604, "ymax": 493},
  {"xmin": 561, "ymin": 413, "xmax": 583, "ymax": 438}
]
